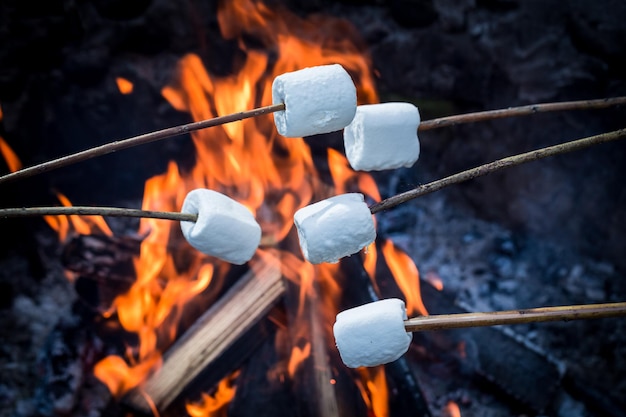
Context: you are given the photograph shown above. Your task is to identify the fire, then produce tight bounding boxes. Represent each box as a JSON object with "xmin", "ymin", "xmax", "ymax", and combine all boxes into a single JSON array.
[
  {"xmin": 381, "ymin": 240, "xmax": 428, "ymax": 317},
  {"xmin": 288, "ymin": 342, "xmax": 311, "ymax": 377},
  {"xmin": 0, "ymin": 137, "xmax": 22, "ymax": 173},
  {"xmin": 425, "ymin": 271, "xmax": 444, "ymax": 291},
  {"xmin": 43, "ymin": 192, "xmax": 113, "ymax": 242},
  {"xmin": 93, "ymin": 354, "xmax": 162, "ymax": 398},
  {"xmin": 444, "ymin": 400, "xmax": 462, "ymax": 417},
  {"xmin": 84, "ymin": 0, "xmax": 426, "ymax": 414},
  {"xmin": 116, "ymin": 77, "xmax": 134, "ymax": 94},
  {"xmin": 356, "ymin": 367, "xmax": 390, "ymax": 417},
  {"xmin": 186, "ymin": 371, "xmax": 240, "ymax": 417}
]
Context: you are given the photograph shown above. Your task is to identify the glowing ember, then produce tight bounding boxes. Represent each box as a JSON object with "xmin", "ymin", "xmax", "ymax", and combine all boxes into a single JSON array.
[{"xmin": 116, "ymin": 77, "xmax": 134, "ymax": 95}]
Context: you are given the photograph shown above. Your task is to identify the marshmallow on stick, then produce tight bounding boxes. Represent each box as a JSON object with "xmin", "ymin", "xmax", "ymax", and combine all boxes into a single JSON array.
[
  {"xmin": 344, "ymin": 102, "xmax": 420, "ymax": 171},
  {"xmin": 180, "ymin": 189, "xmax": 261, "ymax": 265},
  {"xmin": 294, "ymin": 193, "xmax": 376, "ymax": 264},
  {"xmin": 334, "ymin": 298, "xmax": 412, "ymax": 368},
  {"xmin": 272, "ymin": 64, "xmax": 357, "ymax": 138}
]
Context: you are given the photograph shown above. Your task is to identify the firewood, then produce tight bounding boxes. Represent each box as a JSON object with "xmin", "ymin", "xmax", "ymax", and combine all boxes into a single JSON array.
[{"xmin": 123, "ymin": 254, "xmax": 284, "ymax": 414}]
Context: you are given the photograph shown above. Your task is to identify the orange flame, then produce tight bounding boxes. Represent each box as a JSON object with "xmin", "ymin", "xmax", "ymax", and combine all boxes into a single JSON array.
[
  {"xmin": 288, "ymin": 342, "xmax": 311, "ymax": 377},
  {"xmin": 89, "ymin": 2, "xmax": 421, "ymax": 415},
  {"xmin": 96, "ymin": 163, "xmax": 215, "ymax": 396},
  {"xmin": 381, "ymin": 240, "xmax": 428, "ymax": 317},
  {"xmin": 93, "ymin": 354, "xmax": 162, "ymax": 398},
  {"xmin": 186, "ymin": 371, "xmax": 240, "ymax": 417},
  {"xmin": 444, "ymin": 400, "xmax": 462, "ymax": 417},
  {"xmin": 0, "ymin": 137, "xmax": 22, "ymax": 173},
  {"xmin": 116, "ymin": 77, "xmax": 134, "ymax": 95},
  {"xmin": 425, "ymin": 271, "xmax": 444, "ymax": 291},
  {"xmin": 43, "ymin": 192, "xmax": 113, "ymax": 242},
  {"xmin": 356, "ymin": 367, "xmax": 389, "ymax": 417}
]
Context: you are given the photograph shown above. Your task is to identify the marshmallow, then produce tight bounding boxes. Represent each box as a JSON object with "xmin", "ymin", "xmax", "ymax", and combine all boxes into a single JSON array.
[
  {"xmin": 293, "ymin": 193, "xmax": 375, "ymax": 264},
  {"xmin": 180, "ymin": 189, "xmax": 261, "ymax": 265},
  {"xmin": 334, "ymin": 298, "xmax": 412, "ymax": 368},
  {"xmin": 343, "ymin": 102, "xmax": 420, "ymax": 171},
  {"xmin": 272, "ymin": 64, "xmax": 357, "ymax": 138}
]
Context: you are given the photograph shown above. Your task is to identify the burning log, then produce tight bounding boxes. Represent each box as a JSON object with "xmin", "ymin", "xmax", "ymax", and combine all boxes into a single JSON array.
[
  {"xmin": 283, "ymin": 281, "xmax": 342, "ymax": 417},
  {"xmin": 123, "ymin": 254, "xmax": 283, "ymax": 414}
]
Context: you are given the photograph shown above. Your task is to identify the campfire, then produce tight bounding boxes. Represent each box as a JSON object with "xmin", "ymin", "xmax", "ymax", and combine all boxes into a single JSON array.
[{"xmin": 1, "ymin": 1, "xmax": 626, "ymax": 417}]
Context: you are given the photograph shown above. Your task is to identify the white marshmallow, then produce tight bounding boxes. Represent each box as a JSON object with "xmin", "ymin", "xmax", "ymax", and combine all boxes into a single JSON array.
[
  {"xmin": 293, "ymin": 193, "xmax": 375, "ymax": 264},
  {"xmin": 180, "ymin": 189, "xmax": 261, "ymax": 265},
  {"xmin": 343, "ymin": 102, "xmax": 420, "ymax": 171},
  {"xmin": 272, "ymin": 64, "xmax": 357, "ymax": 138},
  {"xmin": 334, "ymin": 298, "xmax": 412, "ymax": 368}
]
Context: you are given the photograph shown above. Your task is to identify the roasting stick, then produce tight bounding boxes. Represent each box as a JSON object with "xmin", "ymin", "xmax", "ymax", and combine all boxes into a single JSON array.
[
  {"xmin": 369, "ymin": 128, "xmax": 626, "ymax": 214},
  {"xmin": 0, "ymin": 97, "xmax": 624, "ymax": 187},
  {"xmin": 418, "ymin": 96, "xmax": 626, "ymax": 130},
  {"xmin": 2, "ymin": 128, "xmax": 625, "ymax": 221},
  {"xmin": 0, "ymin": 103, "xmax": 285, "ymax": 186},
  {"xmin": 0, "ymin": 206, "xmax": 196, "ymax": 222},
  {"xmin": 334, "ymin": 298, "xmax": 626, "ymax": 368},
  {"xmin": 403, "ymin": 302, "xmax": 626, "ymax": 332}
]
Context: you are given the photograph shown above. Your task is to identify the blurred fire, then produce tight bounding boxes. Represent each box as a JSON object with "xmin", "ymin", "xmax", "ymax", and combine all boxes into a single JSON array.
[
  {"xmin": 186, "ymin": 371, "xmax": 240, "ymax": 417},
  {"xmin": 425, "ymin": 271, "xmax": 444, "ymax": 291},
  {"xmin": 444, "ymin": 400, "xmax": 462, "ymax": 417},
  {"xmin": 382, "ymin": 240, "xmax": 428, "ymax": 317},
  {"xmin": 116, "ymin": 77, "xmax": 134, "ymax": 95},
  {"xmin": 0, "ymin": 137, "xmax": 22, "ymax": 173},
  {"xmin": 28, "ymin": 0, "xmax": 432, "ymax": 414},
  {"xmin": 43, "ymin": 192, "xmax": 113, "ymax": 243}
]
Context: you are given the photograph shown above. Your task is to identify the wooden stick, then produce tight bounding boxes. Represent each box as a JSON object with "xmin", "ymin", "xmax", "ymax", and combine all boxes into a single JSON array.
[
  {"xmin": 3, "ymin": 129, "xmax": 625, "ymax": 220},
  {"xmin": 404, "ymin": 302, "xmax": 626, "ymax": 332},
  {"xmin": 124, "ymin": 254, "xmax": 284, "ymax": 414},
  {"xmin": 418, "ymin": 96, "xmax": 626, "ymax": 131},
  {"xmin": 369, "ymin": 128, "xmax": 626, "ymax": 214},
  {"xmin": 0, "ymin": 206, "xmax": 197, "ymax": 222},
  {"xmin": 1, "ymin": 97, "xmax": 623, "ymax": 187},
  {"xmin": 0, "ymin": 103, "xmax": 285, "ymax": 186}
]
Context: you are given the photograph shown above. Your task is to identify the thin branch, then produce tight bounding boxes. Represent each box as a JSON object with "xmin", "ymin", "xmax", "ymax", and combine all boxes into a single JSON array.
[
  {"xmin": 404, "ymin": 302, "xmax": 626, "ymax": 332},
  {"xmin": 2, "ymin": 129, "xmax": 625, "ymax": 221},
  {"xmin": 0, "ymin": 206, "xmax": 197, "ymax": 222},
  {"xmin": 1, "ymin": 97, "xmax": 624, "ymax": 187},
  {"xmin": 0, "ymin": 103, "xmax": 285, "ymax": 186},
  {"xmin": 418, "ymin": 96, "xmax": 626, "ymax": 131},
  {"xmin": 369, "ymin": 128, "xmax": 626, "ymax": 214}
]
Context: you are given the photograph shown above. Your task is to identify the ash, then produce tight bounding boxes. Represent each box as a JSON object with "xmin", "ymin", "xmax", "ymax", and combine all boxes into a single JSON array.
[{"xmin": 377, "ymin": 170, "xmax": 626, "ymax": 416}]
